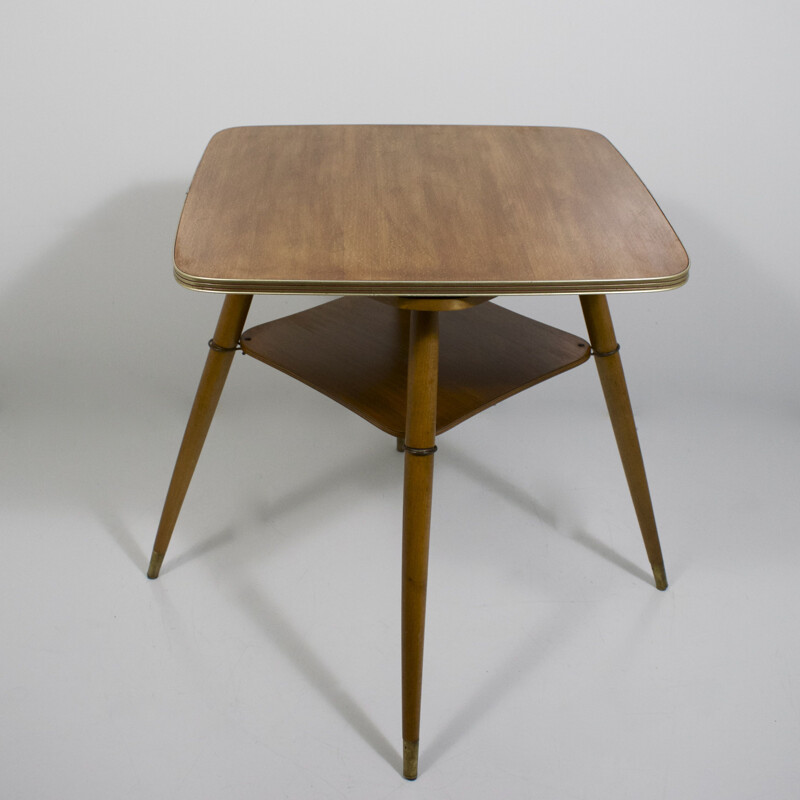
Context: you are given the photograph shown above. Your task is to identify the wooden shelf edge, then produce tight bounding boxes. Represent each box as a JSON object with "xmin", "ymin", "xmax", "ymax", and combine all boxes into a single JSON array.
[{"xmin": 241, "ymin": 298, "xmax": 591, "ymax": 438}]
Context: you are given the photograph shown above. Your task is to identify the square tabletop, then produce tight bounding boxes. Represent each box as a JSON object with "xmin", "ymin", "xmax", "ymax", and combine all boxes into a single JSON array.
[{"xmin": 174, "ymin": 125, "xmax": 688, "ymax": 296}]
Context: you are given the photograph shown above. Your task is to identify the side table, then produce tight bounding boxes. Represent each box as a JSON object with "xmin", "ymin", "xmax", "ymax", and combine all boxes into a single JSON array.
[{"xmin": 147, "ymin": 126, "xmax": 688, "ymax": 779}]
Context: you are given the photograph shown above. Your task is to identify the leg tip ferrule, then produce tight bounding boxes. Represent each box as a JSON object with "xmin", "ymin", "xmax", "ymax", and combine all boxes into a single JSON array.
[
  {"xmin": 653, "ymin": 563, "xmax": 668, "ymax": 591},
  {"xmin": 403, "ymin": 740, "xmax": 419, "ymax": 780},
  {"xmin": 147, "ymin": 551, "xmax": 165, "ymax": 580}
]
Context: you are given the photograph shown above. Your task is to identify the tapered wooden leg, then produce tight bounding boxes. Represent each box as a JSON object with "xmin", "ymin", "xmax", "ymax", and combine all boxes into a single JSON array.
[
  {"xmin": 147, "ymin": 294, "xmax": 253, "ymax": 579},
  {"xmin": 401, "ymin": 310, "xmax": 439, "ymax": 780},
  {"xmin": 579, "ymin": 295, "xmax": 668, "ymax": 591}
]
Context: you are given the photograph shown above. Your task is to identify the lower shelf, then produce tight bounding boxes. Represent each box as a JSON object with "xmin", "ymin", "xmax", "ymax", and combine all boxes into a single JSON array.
[{"xmin": 241, "ymin": 297, "xmax": 590, "ymax": 437}]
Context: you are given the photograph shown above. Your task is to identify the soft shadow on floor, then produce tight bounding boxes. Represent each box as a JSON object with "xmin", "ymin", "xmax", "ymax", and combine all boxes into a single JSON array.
[
  {"xmin": 235, "ymin": 580, "xmax": 401, "ymax": 773},
  {"xmin": 97, "ymin": 509, "xmax": 150, "ymax": 573},
  {"xmin": 569, "ymin": 528, "xmax": 653, "ymax": 586},
  {"xmin": 424, "ymin": 601, "xmax": 582, "ymax": 768},
  {"xmin": 446, "ymin": 444, "xmax": 654, "ymax": 586},
  {"xmin": 159, "ymin": 438, "xmax": 398, "ymax": 574}
]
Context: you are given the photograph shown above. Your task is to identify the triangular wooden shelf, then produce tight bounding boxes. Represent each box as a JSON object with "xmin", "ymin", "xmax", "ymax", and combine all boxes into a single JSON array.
[{"xmin": 241, "ymin": 297, "xmax": 590, "ymax": 438}]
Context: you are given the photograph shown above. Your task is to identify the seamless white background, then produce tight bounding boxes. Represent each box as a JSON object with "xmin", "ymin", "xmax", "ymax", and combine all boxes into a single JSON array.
[{"xmin": 2, "ymin": 2, "xmax": 799, "ymax": 798}]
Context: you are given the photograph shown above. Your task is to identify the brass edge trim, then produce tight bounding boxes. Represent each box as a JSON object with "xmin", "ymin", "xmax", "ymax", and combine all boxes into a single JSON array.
[
  {"xmin": 372, "ymin": 296, "xmax": 494, "ymax": 311},
  {"xmin": 174, "ymin": 263, "xmax": 689, "ymax": 297}
]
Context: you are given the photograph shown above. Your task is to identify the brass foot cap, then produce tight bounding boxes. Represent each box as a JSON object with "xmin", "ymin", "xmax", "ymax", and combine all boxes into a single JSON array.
[
  {"xmin": 147, "ymin": 551, "xmax": 165, "ymax": 580},
  {"xmin": 403, "ymin": 740, "xmax": 419, "ymax": 781},
  {"xmin": 653, "ymin": 563, "xmax": 668, "ymax": 591}
]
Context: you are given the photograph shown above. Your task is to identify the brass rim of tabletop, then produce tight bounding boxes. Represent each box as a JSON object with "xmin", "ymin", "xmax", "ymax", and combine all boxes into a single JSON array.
[{"xmin": 173, "ymin": 267, "xmax": 689, "ymax": 295}]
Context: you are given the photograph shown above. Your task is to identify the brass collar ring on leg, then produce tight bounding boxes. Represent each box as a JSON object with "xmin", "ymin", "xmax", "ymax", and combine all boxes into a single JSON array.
[
  {"xmin": 208, "ymin": 339, "xmax": 242, "ymax": 353},
  {"xmin": 403, "ymin": 444, "xmax": 438, "ymax": 456},
  {"xmin": 591, "ymin": 343, "xmax": 621, "ymax": 358}
]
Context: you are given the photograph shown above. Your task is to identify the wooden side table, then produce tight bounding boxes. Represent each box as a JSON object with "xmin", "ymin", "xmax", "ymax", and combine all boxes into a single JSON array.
[{"xmin": 147, "ymin": 126, "xmax": 688, "ymax": 779}]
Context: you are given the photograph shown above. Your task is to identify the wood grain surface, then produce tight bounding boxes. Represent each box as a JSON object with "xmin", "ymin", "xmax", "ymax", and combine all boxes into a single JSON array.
[
  {"xmin": 240, "ymin": 297, "xmax": 590, "ymax": 436},
  {"xmin": 174, "ymin": 126, "xmax": 688, "ymax": 296}
]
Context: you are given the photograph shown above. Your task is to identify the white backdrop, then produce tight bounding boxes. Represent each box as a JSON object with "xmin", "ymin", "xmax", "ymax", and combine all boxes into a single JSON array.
[{"xmin": 2, "ymin": 0, "xmax": 798, "ymax": 406}]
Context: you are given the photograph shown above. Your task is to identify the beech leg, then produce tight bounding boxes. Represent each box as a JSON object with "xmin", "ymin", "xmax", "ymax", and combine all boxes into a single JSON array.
[
  {"xmin": 147, "ymin": 294, "xmax": 253, "ymax": 579},
  {"xmin": 579, "ymin": 294, "xmax": 668, "ymax": 591},
  {"xmin": 401, "ymin": 310, "xmax": 439, "ymax": 779}
]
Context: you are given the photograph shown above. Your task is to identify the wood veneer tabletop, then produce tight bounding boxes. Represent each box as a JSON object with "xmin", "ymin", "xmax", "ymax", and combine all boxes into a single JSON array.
[{"xmin": 174, "ymin": 125, "xmax": 688, "ymax": 296}]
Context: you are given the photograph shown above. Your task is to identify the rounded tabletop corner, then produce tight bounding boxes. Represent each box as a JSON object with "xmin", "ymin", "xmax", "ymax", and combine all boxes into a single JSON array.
[{"xmin": 174, "ymin": 125, "xmax": 688, "ymax": 296}]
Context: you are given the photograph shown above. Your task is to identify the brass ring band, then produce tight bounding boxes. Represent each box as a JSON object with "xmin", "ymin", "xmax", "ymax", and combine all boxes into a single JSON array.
[
  {"xmin": 404, "ymin": 445, "xmax": 438, "ymax": 456},
  {"xmin": 208, "ymin": 339, "xmax": 241, "ymax": 353},
  {"xmin": 592, "ymin": 343, "xmax": 621, "ymax": 358}
]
